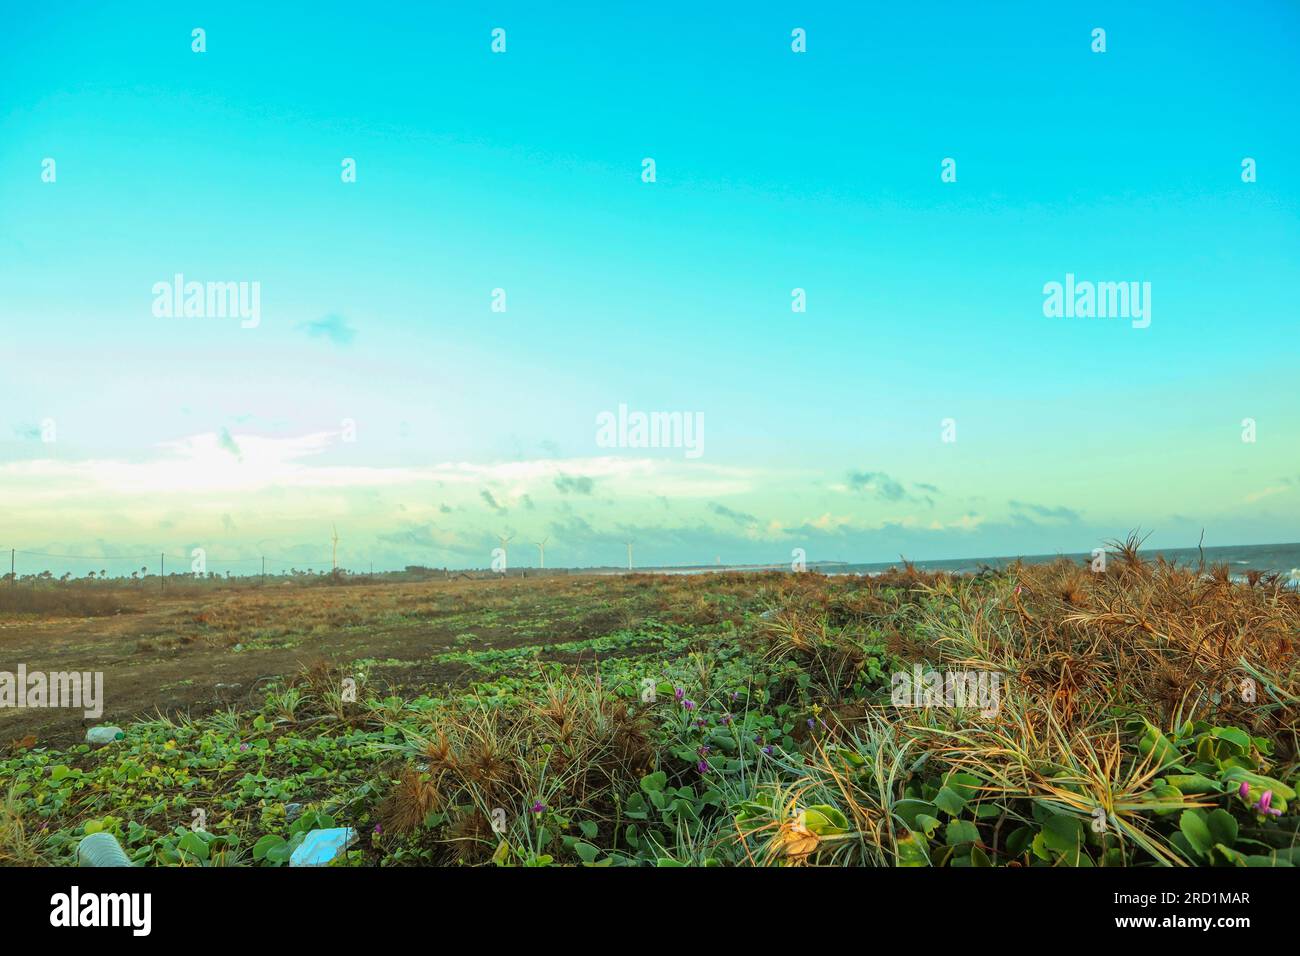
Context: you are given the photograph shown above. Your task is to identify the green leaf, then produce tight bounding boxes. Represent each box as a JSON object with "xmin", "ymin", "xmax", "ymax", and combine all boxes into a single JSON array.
[
  {"xmin": 1213, "ymin": 843, "xmax": 1248, "ymax": 867},
  {"xmin": 177, "ymin": 831, "xmax": 209, "ymax": 861},
  {"xmin": 1137, "ymin": 721, "xmax": 1179, "ymax": 768},
  {"xmin": 1031, "ymin": 831, "xmax": 1051, "ymax": 862},
  {"xmin": 1209, "ymin": 726, "xmax": 1250, "ymax": 751},
  {"xmin": 1179, "ymin": 810, "xmax": 1213, "ymax": 857},
  {"xmin": 914, "ymin": 814, "xmax": 943, "ymax": 840},
  {"xmin": 1005, "ymin": 826, "xmax": 1034, "ymax": 858},
  {"xmin": 1042, "ymin": 815, "xmax": 1083, "ymax": 857},
  {"xmin": 639, "ymin": 772, "xmax": 667, "ymax": 793},
  {"xmin": 944, "ymin": 772, "xmax": 981, "ymax": 802},
  {"xmin": 933, "ymin": 786, "xmax": 967, "ymax": 817},
  {"xmin": 893, "ymin": 799, "xmax": 937, "ymax": 829},
  {"xmin": 895, "ymin": 831, "xmax": 929, "ymax": 867},
  {"xmin": 1163, "ymin": 773, "xmax": 1219, "ymax": 795},
  {"xmin": 803, "ymin": 804, "xmax": 849, "ymax": 836},
  {"xmin": 266, "ymin": 842, "xmax": 293, "ymax": 865},
  {"xmin": 579, "ymin": 820, "xmax": 599, "ymax": 840},
  {"xmin": 252, "ymin": 834, "xmax": 285, "ymax": 861},
  {"xmin": 945, "ymin": 820, "xmax": 980, "ymax": 845},
  {"xmin": 573, "ymin": 841, "xmax": 600, "ymax": 863},
  {"xmin": 1205, "ymin": 808, "xmax": 1238, "ymax": 847}
]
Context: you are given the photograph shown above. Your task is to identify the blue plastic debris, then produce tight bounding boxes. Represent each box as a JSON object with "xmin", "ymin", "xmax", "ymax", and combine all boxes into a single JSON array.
[{"xmin": 289, "ymin": 827, "xmax": 356, "ymax": 867}]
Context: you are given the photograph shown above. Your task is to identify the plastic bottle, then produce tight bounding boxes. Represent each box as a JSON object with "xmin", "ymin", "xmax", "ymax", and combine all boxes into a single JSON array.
[
  {"xmin": 78, "ymin": 831, "xmax": 134, "ymax": 867},
  {"xmin": 85, "ymin": 726, "xmax": 125, "ymax": 745}
]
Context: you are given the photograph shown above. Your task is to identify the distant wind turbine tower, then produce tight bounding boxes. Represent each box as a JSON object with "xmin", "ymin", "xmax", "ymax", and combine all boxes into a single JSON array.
[
  {"xmin": 498, "ymin": 532, "xmax": 514, "ymax": 568},
  {"xmin": 535, "ymin": 536, "xmax": 548, "ymax": 569},
  {"xmin": 331, "ymin": 524, "xmax": 340, "ymax": 575},
  {"xmin": 625, "ymin": 540, "xmax": 634, "ymax": 571}
]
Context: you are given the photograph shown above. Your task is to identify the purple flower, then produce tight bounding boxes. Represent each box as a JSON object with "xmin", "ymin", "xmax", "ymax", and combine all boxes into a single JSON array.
[
  {"xmin": 1239, "ymin": 781, "xmax": 1251, "ymax": 801},
  {"xmin": 239, "ymin": 743, "xmax": 249, "ymax": 752},
  {"xmin": 373, "ymin": 823, "xmax": 383, "ymax": 835},
  {"xmin": 1254, "ymin": 790, "xmax": 1283, "ymax": 817},
  {"xmin": 683, "ymin": 700, "xmax": 696, "ymax": 711},
  {"xmin": 531, "ymin": 801, "xmax": 546, "ymax": 814},
  {"xmin": 731, "ymin": 691, "xmax": 740, "ymax": 701},
  {"xmin": 674, "ymin": 688, "xmax": 685, "ymax": 701},
  {"xmin": 807, "ymin": 718, "xmax": 815, "ymax": 730},
  {"xmin": 697, "ymin": 745, "xmax": 711, "ymax": 756},
  {"xmin": 697, "ymin": 760, "xmax": 710, "ymax": 773},
  {"xmin": 762, "ymin": 745, "xmax": 773, "ymax": 755},
  {"xmin": 720, "ymin": 714, "xmax": 732, "ymax": 726}
]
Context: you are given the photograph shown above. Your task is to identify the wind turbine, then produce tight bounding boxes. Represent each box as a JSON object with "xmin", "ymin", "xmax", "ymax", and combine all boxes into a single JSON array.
[
  {"xmin": 331, "ymin": 524, "xmax": 340, "ymax": 575},
  {"xmin": 534, "ymin": 536, "xmax": 548, "ymax": 569},
  {"xmin": 625, "ymin": 540, "xmax": 635, "ymax": 571},
  {"xmin": 498, "ymin": 532, "xmax": 514, "ymax": 568}
]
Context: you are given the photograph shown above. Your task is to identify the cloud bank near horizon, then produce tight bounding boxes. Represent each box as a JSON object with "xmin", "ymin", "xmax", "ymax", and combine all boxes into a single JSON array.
[{"xmin": 2, "ymin": 429, "xmax": 1295, "ymax": 574}]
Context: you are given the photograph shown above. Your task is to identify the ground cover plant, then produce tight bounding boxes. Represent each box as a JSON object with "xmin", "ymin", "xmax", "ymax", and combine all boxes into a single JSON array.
[{"xmin": 2, "ymin": 541, "xmax": 1297, "ymax": 866}]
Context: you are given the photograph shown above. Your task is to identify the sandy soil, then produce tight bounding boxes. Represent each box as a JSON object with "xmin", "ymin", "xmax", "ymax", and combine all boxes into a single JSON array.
[{"xmin": 0, "ymin": 576, "xmax": 644, "ymax": 748}]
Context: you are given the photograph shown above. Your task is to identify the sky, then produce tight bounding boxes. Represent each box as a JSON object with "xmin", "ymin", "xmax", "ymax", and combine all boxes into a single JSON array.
[{"xmin": 1, "ymin": 1, "xmax": 1298, "ymax": 574}]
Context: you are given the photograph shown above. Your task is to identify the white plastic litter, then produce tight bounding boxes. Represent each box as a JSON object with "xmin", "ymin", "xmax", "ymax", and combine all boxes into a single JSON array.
[
  {"xmin": 78, "ymin": 831, "xmax": 134, "ymax": 867},
  {"xmin": 85, "ymin": 726, "xmax": 125, "ymax": 745},
  {"xmin": 289, "ymin": 827, "xmax": 356, "ymax": 867}
]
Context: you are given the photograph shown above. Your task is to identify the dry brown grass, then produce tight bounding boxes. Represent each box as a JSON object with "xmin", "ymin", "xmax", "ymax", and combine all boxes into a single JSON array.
[
  {"xmin": 904, "ymin": 543, "xmax": 1300, "ymax": 761},
  {"xmin": 379, "ymin": 672, "xmax": 655, "ymax": 862},
  {"xmin": 0, "ymin": 586, "xmax": 133, "ymax": 617}
]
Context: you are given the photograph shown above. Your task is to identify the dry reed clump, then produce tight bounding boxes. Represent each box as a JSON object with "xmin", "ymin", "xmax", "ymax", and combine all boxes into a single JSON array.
[
  {"xmin": 0, "ymin": 786, "xmax": 46, "ymax": 866},
  {"xmin": 756, "ymin": 610, "xmax": 889, "ymax": 707},
  {"xmin": 911, "ymin": 539, "xmax": 1300, "ymax": 757},
  {"xmin": 379, "ymin": 672, "xmax": 655, "ymax": 862}
]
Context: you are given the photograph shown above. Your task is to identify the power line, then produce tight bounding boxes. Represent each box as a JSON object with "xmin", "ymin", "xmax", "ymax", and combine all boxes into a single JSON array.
[{"xmin": 14, "ymin": 549, "xmax": 333, "ymax": 562}]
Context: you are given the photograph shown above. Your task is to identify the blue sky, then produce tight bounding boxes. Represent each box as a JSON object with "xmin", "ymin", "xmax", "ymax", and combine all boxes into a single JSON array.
[{"xmin": 1, "ymin": 1, "xmax": 1297, "ymax": 573}]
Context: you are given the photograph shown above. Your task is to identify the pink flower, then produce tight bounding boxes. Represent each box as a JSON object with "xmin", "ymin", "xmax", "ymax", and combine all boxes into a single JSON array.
[{"xmin": 1254, "ymin": 790, "xmax": 1283, "ymax": 817}]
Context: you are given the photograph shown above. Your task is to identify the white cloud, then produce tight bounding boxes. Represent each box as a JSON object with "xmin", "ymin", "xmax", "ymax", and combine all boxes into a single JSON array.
[{"xmin": 0, "ymin": 432, "xmax": 757, "ymax": 503}]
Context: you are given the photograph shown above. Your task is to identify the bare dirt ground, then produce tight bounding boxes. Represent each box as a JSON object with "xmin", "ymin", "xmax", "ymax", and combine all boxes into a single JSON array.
[{"xmin": 0, "ymin": 575, "xmax": 657, "ymax": 748}]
